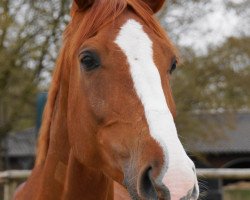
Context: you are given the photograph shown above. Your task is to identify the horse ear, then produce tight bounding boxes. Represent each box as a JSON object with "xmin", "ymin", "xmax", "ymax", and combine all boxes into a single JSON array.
[
  {"xmin": 74, "ymin": 0, "xmax": 94, "ymax": 10},
  {"xmin": 143, "ymin": 0, "xmax": 165, "ymax": 13}
]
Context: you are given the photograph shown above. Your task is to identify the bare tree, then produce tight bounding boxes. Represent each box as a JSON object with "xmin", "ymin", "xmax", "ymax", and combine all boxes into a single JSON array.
[{"xmin": 0, "ymin": 0, "xmax": 70, "ymax": 135}]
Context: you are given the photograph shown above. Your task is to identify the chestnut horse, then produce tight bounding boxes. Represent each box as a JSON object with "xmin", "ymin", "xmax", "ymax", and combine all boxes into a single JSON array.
[{"xmin": 14, "ymin": 0, "xmax": 199, "ymax": 199}]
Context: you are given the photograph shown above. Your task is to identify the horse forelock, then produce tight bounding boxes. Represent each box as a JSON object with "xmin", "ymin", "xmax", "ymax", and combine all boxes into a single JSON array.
[{"xmin": 65, "ymin": 0, "xmax": 177, "ymax": 56}]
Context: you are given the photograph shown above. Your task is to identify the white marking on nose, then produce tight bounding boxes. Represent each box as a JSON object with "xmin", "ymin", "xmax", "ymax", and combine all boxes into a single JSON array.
[{"xmin": 115, "ymin": 19, "xmax": 198, "ymax": 199}]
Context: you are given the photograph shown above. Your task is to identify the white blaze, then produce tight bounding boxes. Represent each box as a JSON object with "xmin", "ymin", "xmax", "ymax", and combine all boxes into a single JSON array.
[{"xmin": 115, "ymin": 19, "xmax": 198, "ymax": 199}]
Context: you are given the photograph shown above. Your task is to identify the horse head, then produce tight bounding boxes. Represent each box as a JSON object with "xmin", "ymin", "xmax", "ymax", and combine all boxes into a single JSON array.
[{"xmin": 64, "ymin": 0, "xmax": 199, "ymax": 199}]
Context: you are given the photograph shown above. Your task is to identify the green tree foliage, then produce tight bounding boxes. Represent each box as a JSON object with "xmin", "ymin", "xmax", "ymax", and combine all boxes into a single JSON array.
[
  {"xmin": 172, "ymin": 36, "xmax": 250, "ymax": 139},
  {"xmin": 0, "ymin": 0, "xmax": 70, "ymax": 135}
]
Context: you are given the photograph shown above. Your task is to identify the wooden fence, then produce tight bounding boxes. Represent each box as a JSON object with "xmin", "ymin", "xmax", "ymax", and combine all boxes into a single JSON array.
[{"xmin": 0, "ymin": 169, "xmax": 250, "ymax": 200}]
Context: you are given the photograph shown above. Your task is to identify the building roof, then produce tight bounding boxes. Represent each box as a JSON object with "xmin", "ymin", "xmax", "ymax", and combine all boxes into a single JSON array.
[
  {"xmin": 2, "ymin": 128, "xmax": 37, "ymax": 157},
  {"xmin": 186, "ymin": 112, "xmax": 250, "ymax": 154},
  {"xmin": 1, "ymin": 113, "xmax": 250, "ymax": 157}
]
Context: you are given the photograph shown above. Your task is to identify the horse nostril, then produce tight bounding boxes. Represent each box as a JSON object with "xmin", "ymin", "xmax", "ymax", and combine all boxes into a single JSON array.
[{"xmin": 138, "ymin": 167, "xmax": 158, "ymax": 200}]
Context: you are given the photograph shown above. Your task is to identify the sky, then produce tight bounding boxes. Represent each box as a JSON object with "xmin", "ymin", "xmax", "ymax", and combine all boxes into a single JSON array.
[{"xmin": 165, "ymin": 0, "xmax": 249, "ymax": 54}]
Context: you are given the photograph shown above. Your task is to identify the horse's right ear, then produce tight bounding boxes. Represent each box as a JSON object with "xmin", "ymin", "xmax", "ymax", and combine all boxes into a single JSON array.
[{"xmin": 74, "ymin": 0, "xmax": 94, "ymax": 10}]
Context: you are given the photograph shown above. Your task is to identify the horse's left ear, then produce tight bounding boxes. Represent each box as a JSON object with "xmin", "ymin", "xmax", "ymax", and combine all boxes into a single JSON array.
[
  {"xmin": 143, "ymin": 0, "xmax": 165, "ymax": 13},
  {"xmin": 74, "ymin": 0, "xmax": 94, "ymax": 10}
]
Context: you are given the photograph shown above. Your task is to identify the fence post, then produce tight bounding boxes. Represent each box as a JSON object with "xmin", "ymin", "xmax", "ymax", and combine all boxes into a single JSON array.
[{"xmin": 4, "ymin": 180, "xmax": 17, "ymax": 200}]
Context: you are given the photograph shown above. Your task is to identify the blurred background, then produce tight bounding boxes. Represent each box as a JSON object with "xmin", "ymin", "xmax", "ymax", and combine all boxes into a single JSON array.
[{"xmin": 0, "ymin": 0, "xmax": 249, "ymax": 199}]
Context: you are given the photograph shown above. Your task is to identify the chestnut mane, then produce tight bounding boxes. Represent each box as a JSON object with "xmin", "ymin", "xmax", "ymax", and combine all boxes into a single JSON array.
[{"xmin": 36, "ymin": 0, "xmax": 176, "ymax": 166}]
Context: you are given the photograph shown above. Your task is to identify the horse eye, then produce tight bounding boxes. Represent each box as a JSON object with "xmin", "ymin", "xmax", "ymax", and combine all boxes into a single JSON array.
[
  {"xmin": 169, "ymin": 60, "xmax": 177, "ymax": 74},
  {"xmin": 79, "ymin": 51, "xmax": 100, "ymax": 71}
]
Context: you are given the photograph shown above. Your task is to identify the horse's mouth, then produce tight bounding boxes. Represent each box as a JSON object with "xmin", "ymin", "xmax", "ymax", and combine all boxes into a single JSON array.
[
  {"xmin": 125, "ymin": 183, "xmax": 170, "ymax": 200},
  {"xmin": 126, "ymin": 187, "xmax": 198, "ymax": 200},
  {"xmin": 124, "ymin": 169, "xmax": 199, "ymax": 200}
]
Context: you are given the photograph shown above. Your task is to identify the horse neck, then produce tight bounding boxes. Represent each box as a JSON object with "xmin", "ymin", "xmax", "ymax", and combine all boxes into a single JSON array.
[
  {"xmin": 63, "ymin": 150, "xmax": 114, "ymax": 200},
  {"xmin": 17, "ymin": 80, "xmax": 114, "ymax": 200}
]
